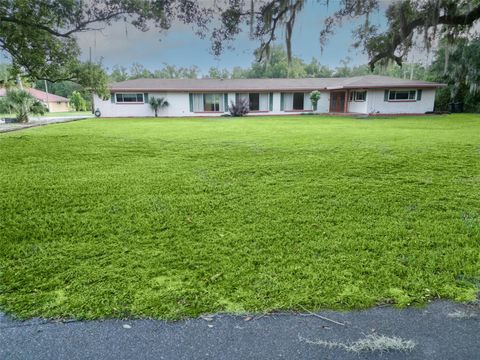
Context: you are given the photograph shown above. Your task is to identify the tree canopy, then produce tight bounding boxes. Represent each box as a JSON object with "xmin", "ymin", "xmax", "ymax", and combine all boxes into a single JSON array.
[
  {"xmin": 210, "ymin": 0, "xmax": 480, "ymax": 70},
  {"xmin": 1, "ymin": 0, "xmax": 479, "ymax": 86}
]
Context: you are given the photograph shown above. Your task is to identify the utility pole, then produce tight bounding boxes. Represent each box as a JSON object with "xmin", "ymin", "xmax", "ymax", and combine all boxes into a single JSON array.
[
  {"xmin": 410, "ymin": 55, "xmax": 415, "ymax": 80},
  {"xmin": 16, "ymin": 74, "xmax": 23, "ymax": 90},
  {"xmin": 16, "ymin": 74, "xmax": 28, "ymax": 121},
  {"xmin": 44, "ymin": 80, "xmax": 51, "ymax": 112},
  {"xmin": 89, "ymin": 46, "xmax": 94, "ymax": 114}
]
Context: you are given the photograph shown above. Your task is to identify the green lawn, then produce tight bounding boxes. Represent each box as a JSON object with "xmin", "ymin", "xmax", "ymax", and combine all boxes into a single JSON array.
[{"xmin": 0, "ymin": 115, "xmax": 479, "ymax": 320}]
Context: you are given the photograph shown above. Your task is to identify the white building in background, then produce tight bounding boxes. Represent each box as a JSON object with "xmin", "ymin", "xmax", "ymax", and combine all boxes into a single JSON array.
[{"xmin": 93, "ymin": 75, "xmax": 444, "ymax": 117}]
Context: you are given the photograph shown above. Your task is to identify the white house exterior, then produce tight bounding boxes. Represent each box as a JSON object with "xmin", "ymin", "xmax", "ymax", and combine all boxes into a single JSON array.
[{"xmin": 93, "ymin": 75, "xmax": 444, "ymax": 117}]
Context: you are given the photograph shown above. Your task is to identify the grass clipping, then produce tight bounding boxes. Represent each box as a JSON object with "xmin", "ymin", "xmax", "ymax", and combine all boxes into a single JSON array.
[{"xmin": 300, "ymin": 334, "xmax": 416, "ymax": 353}]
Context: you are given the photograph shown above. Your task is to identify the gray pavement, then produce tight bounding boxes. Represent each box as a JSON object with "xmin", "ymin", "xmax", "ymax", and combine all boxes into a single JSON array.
[
  {"xmin": 1, "ymin": 301, "xmax": 479, "ymax": 359},
  {"xmin": 0, "ymin": 115, "xmax": 94, "ymax": 132}
]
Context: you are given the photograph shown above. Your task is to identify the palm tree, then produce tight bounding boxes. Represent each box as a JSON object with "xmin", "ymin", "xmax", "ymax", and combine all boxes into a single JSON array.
[
  {"xmin": 149, "ymin": 97, "xmax": 169, "ymax": 117},
  {"xmin": 0, "ymin": 89, "xmax": 47, "ymax": 122}
]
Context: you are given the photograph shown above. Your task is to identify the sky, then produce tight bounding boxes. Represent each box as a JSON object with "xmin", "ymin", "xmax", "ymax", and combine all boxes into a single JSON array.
[{"xmin": 76, "ymin": 1, "xmax": 389, "ymax": 74}]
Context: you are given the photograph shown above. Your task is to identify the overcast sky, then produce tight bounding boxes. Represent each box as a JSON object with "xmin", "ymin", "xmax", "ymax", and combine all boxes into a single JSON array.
[{"xmin": 76, "ymin": 1, "xmax": 389, "ymax": 74}]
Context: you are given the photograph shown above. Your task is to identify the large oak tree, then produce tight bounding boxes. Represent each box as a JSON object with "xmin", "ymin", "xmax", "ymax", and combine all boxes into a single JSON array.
[
  {"xmin": 0, "ymin": 0, "xmax": 210, "ymax": 93},
  {"xmin": 1, "ymin": 0, "xmax": 479, "ymax": 86}
]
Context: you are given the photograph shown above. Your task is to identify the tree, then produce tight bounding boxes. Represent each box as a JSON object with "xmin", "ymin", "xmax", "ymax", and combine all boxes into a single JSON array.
[
  {"xmin": 304, "ymin": 58, "xmax": 333, "ymax": 78},
  {"xmin": 110, "ymin": 65, "xmax": 129, "ymax": 82},
  {"xmin": 130, "ymin": 63, "xmax": 153, "ymax": 79},
  {"xmin": 69, "ymin": 91, "xmax": 87, "ymax": 111},
  {"xmin": 0, "ymin": 89, "xmax": 47, "ymax": 122},
  {"xmin": 210, "ymin": 1, "xmax": 480, "ymax": 70},
  {"xmin": 154, "ymin": 64, "xmax": 200, "ymax": 79},
  {"xmin": 2, "ymin": 0, "xmax": 480, "ymax": 84},
  {"xmin": 249, "ymin": 45, "xmax": 307, "ymax": 78},
  {"xmin": 0, "ymin": 0, "xmax": 209, "ymax": 91},
  {"xmin": 149, "ymin": 97, "xmax": 169, "ymax": 117},
  {"xmin": 428, "ymin": 37, "xmax": 480, "ymax": 111},
  {"xmin": 205, "ymin": 67, "xmax": 231, "ymax": 79},
  {"xmin": 0, "ymin": 1, "xmax": 167, "ymax": 82},
  {"xmin": 35, "ymin": 80, "xmax": 83, "ymax": 99}
]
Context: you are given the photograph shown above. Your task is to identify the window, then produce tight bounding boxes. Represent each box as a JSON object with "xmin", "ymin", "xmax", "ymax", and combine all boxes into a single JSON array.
[
  {"xmin": 349, "ymin": 91, "xmax": 366, "ymax": 102},
  {"xmin": 249, "ymin": 93, "xmax": 260, "ymax": 111},
  {"xmin": 259, "ymin": 93, "xmax": 269, "ymax": 111},
  {"xmin": 293, "ymin": 93, "xmax": 304, "ymax": 110},
  {"xmin": 283, "ymin": 92, "xmax": 310, "ymax": 111},
  {"xmin": 388, "ymin": 90, "xmax": 416, "ymax": 101},
  {"xmin": 192, "ymin": 93, "xmax": 204, "ymax": 112},
  {"xmin": 204, "ymin": 93, "xmax": 222, "ymax": 111},
  {"xmin": 192, "ymin": 93, "xmax": 224, "ymax": 112},
  {"xmin": 236, "ymin": 93, "xmax": 270, "ymax": 111},
  {"xmin": 116, "ymin": 93, "xmax": 144, "ymax": 103}
]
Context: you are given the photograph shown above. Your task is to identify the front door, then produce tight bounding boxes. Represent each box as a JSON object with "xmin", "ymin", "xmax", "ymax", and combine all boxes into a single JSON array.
[{"xmin": 329, "ymin": 92, "xmax": 346, "ymax": 113}]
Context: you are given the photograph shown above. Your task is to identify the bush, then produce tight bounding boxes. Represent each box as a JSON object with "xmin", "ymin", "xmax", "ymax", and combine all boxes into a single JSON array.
[
  {"xmin": 69, "ymin": 91, "xmax": 87, "ymax": 111},
  {"xmin": 149, "ymin": 97, "xmax": 169, "ymax": 117},
  {"xmin": 310, "ymin": 90, "xmax": 321, "ymax": 111},
  {"xmin": 229, "ymin": 98, "xmax": 249, "ymax": 117}
]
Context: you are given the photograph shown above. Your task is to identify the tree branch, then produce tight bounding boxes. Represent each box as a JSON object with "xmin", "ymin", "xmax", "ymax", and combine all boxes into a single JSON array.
[
  {"xmin": 0, "ymin": 11, "xmax": 129, "ymax": 38},
  {"xmin": 257, "ymin": 2, "xmax": 293, "ymax": 62},
  {"xmin": 369, "ymin": 4, "xmax": 480, "ymax": 70}
]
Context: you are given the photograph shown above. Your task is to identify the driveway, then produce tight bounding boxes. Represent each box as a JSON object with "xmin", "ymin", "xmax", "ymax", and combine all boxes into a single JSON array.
[
  {"xmin": 0, "ymin": 114, "xmax": 94, "ymax": 133},
  {"xmin": 1, "ymin": 301, "xmax": 478, "ymax": 359}
]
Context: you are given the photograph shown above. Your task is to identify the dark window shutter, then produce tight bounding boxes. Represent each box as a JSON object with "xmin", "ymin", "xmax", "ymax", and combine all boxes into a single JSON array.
[
  {"xmin": 269, "ymin": 93, "xmax": 273, "ymax": 111},
  {"xmin": 144, "ymin": 93, "xmax": 149, "ymax": 103},
  {"xmin": 224, "ymin": 93, "xmax": 228, "ymax": 111},
  {"xmin": 111, "ymin": 93, "xmax": 115, "ymax": 103},
  {"xmin": 384, "ymin": 90, "xmax": 389, "ymax": 101},
  {"xmin": 417, "ymin": 89, "xmax": 422, "ymax": 101},
  {"xmin": 280, "ymin": 93, "xmax": 285, "ymax": 111},
  {"xmin": 235, "ymin": 93, "xmax": 239, "ymax": 103},
  {"xmin": 189, "ymin": 93, "xmax": 193, "ymax": 112}
]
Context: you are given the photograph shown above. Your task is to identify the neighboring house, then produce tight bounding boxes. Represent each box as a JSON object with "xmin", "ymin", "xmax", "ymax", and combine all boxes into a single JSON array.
[
  {"xmin": 0, "ymin": 87, "xmax": 70, "ymax": 113},
  {"xmin": 93, "ymin": 75, "xmax": 445, "ymax": 117}
]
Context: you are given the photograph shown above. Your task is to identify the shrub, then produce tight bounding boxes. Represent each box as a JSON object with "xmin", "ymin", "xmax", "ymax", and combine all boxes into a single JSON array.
[
  {"xmin": 310, "ymin": 90, "xmax": 321, "ymax": 111},
  {"xmin": 69, "ymin": 91, "xmax": 87, "ymax": 111},
  {"xmin": 149, "ymin": 97, "xmax": 169, "ymax": 117},
  {"xmin": 229, "ymin": 98, "xmax": 249, "ymax": 116}
]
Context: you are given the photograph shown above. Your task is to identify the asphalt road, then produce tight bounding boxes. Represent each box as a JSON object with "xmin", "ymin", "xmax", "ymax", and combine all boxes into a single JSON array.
[{"xmin": 1, "ymin": 301, "xmax": 479, "ymax": 360}]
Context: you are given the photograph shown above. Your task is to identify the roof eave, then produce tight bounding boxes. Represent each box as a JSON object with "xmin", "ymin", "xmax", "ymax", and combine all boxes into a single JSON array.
[
  {"xmin": 327, "ymin": 84, "xmax": 446, "ymax": 90},
  {"xmin": 110, "ymin": 83, "xmax": 447, "ymax": 92},
  {"xmin": 109, "ymin": 87, "xmax": 330, "ymax": 92}
]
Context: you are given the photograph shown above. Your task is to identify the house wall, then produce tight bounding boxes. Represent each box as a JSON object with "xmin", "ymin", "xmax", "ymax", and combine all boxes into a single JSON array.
[
  {"xmin": 94, "ymin": 92, "xmax": 195, "ymax": 117},
  {"xmin": 46, "ymin": 101, "xmax": 70, "ymax": 113},
  {"xmin": 316, "ymin": 92, "xmax": 330, "ymax": 113},
  {"xmin": 365, "ymin": 89, "xmax": 436, "ymax": 114},
  {"xmin": 347, "ymin": 97, "xmax": 367, "ymax": 114},
  {"xmin": 94, "ymin": 89, "xmax": 437, "ymax": 117},
  {"xmin": 94, "ymin": 91, "xmax": 328, "ymax": 117}
]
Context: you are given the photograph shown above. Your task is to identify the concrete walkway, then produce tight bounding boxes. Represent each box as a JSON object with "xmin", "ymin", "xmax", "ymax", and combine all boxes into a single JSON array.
[
  {"xmin": 0, "ymin": 115, "xmax": 94, "ymax": 133},
  {"xmin": 1, "ymin": 301, "xmax": 478, "ymax": 360}
]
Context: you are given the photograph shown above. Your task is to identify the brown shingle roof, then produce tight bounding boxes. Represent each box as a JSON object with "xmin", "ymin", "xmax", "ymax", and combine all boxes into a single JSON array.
[{"xmin": 109, "ymin": 75, "xmax": 444, "ymax": 92}]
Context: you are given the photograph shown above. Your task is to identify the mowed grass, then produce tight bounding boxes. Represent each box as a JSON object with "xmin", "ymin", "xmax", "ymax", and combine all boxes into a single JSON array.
[{"xmin": 0, "ymin": 115, "xmax": 479, "ymax": 320}]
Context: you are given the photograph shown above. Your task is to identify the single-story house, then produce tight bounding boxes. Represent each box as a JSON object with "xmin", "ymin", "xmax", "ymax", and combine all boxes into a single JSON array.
[
  {"xmin": 93, "ymin": 75, "xmax": 445, "ymax": 117},
  {"xmin": 0, "ymin": 87, "xmax": 70, "ymax": 113}
]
